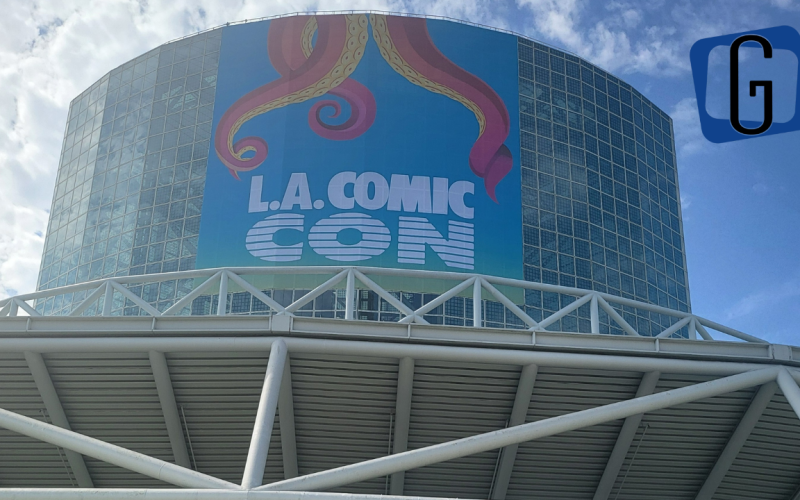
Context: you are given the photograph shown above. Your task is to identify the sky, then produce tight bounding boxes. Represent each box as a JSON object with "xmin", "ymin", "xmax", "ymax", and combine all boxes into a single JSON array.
[{"xmin": 0, "ymin": 0, "xmax": 798, "ymax": 344}]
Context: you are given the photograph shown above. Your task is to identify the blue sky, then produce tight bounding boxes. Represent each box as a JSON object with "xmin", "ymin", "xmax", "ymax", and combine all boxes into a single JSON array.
[{"xmin": 0, "ymin": 0, "xmax": 798, "ymax": 343}]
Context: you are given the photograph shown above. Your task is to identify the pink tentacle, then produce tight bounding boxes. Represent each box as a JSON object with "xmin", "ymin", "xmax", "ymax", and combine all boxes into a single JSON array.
[
  {"xmin": 214, "ymin": 16, "xmax": 350, "ymax": 178},
  {"xmin": 384, "ymin": 17, "xmax": 512, "ymax": 202},
  {"xmin": 308, "ymin": 78, "xmax": 377, "ymax": 140}
]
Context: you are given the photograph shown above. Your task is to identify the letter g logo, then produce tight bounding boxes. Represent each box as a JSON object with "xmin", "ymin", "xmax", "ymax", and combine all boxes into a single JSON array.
[
  {"xmin": 730, "ymin": 35, "xmax": 773, "ymax": 136},
  {"xmin": 690, "ymin": 25, "xmax": 800, "ymax": 143}
]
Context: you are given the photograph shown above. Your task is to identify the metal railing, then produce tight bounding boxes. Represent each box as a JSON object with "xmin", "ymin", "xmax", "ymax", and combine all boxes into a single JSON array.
[
  {"xmin": 163, "ymin": 10, "xmax": 579, "ymax": 59},
  {"xmin": 0, "ymin": 267, "xmax": 764, "ymax": 343}
]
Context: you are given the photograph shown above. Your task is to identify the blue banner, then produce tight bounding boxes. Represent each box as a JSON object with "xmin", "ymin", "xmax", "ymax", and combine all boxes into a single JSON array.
[{"xmin": 197, "ymin": 14, "xmax": 522, "ymax": 283}]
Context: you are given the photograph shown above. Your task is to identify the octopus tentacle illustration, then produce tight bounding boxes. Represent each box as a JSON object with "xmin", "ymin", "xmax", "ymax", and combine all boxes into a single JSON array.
[
  {"xmin": 296, "ymin": 17, "xmax": 377, "ymax": 141},
  {"xmin": 215, "ymin": 14, "xmax": 513, "ymax": 201},
  {"xmin": 213, "ymin": 14, "xmax": 371, "ymax": 179},
  {"xmin": 370, "ymin": 14, "xmax": 512, "ymax": 202}
]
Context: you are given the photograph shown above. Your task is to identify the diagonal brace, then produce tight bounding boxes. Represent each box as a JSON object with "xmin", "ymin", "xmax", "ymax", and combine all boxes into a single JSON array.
[
  {"xmin": 257, "ymin": 367, "xmax": 778, "ymax": 492},
  {"xmin": 149, "ymin": 351, "xmax": 191, "ymax": 469},
  {"xmin": 694, "ymin": 381, "xmax": 776, "ymax": 500},
  {"xmin": 593, "ymin": 371, "xmax": 660, "ymax": 500},
  {"xmin": 490, "ymin": 364, "xmax": 537, "ymax": 500},
  {"xmin": 25, "ymin": 352, "xmax": 94, "ymax": 487},
  {"xmin": 242, "ymin": 339, "xmax": 288, "ymax": 489},
  {"xmin": 390, "ymin": 357, "xmax": 415, "ymax": 495},
  {"xmin": 0, "ymin": 403, "xmax": 238, "ymax": 489}
]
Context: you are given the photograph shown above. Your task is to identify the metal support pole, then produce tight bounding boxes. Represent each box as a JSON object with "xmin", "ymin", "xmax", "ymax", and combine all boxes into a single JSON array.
[
  {"xmin": 217, "ymin": 272, "xmax": 228, "ymax": 316},
  {"xmin": 0, "ymin": 489, "xmax": 454, "ymax": 500},
  {"xmin": 345, "ymin": 269, "xmax": 355, "ymax": 321},
  {"xmin": 777, "ymin": 369, "xmax": 800, "ymax": 420},
  {"xmin": 694, "ymin": 381, "xmax": 776, "ymax": 500},
  {"xmin": 390, "ymin": 357, "xmax": 415, "ymax": 495},
  {"xmin": 0, "ymin": 336, "xmax": 776, "ymax": 376},
  {"xmin": 0, "ymin": 404, "xmax": 237, "ymax": 489},
  {"xmin": 258, "ymin": 367, "xmax": 777, "ymax": 492},
  {"xmin": 102, "ymin": 282, "xmax": 113, "ymax": 316},
  {"xmin": 593, "ymin": 371, "xmax": 660, "ymax": 500},
  {"xmin": 148, "ymin": 351, "xmax": 192, "ymax": 469},
  {"xmin": 242, "ymin": 339, "xmax": 288, "ymax": 489},
  {"xmin": 490, "ymin": 364, "xmax": 538, "ymax": 500},
  {"xmin": 278, "ymin": 357, "xmax": 298, "ymax": 479},
  {"xmin": 473, "ymin": 278, "xmax": 482, "ymax": 328},
  {"xmin": 24, "ymin": 352, "xmax": 94, "ymax": 487},
  {"xmin": 590, "ymin": 295, "xmax": 599, "ymax": 334}
]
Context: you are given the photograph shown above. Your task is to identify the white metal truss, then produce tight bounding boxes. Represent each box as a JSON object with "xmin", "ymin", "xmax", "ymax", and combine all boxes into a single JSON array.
[
  {"xmin": 0, "ymin": 266, "xmax": 766, "ymax": 343},
  {"xmin": 0, "ymin": 335, "xmax": 796, "ymax": 498},
  {"xmin": 0, "ymin": 266, "xmax": 797, "ymax": 499}
]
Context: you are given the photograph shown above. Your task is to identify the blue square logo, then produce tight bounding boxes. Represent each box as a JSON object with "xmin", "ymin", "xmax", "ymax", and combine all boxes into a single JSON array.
[{"xmin": 690, "ymin": 25, "xmax": 800, "ymax": 143}]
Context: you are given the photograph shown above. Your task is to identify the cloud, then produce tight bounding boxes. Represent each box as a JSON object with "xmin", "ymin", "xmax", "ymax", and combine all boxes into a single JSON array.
[
  {"xmin": 723, "ymin": 275, "xmax": 800, "ymax": 322},
  {"xmin": 0, "ymin": 0, "xmax": 506, "ymax": 300},
  {"xmin": 679, "ymin": 193, "xmax": 692, "ymax": 212},
  {"xmin": 670, "ymin": 97, "xmax": 706, "ymax": 157},
  {"xmin": 771, "ymin": 0, "xmax": 799, "ymax": 10},
  {"xmin": 513, "ymin": 0, "xmax": 785, "ymax": 77},
  {"xmin": 514, "ymin": 0, "xmax": 686, "ymax": 75}
]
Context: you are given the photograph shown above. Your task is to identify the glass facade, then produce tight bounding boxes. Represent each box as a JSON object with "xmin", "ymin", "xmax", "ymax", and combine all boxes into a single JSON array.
[
  {"xmin": 516, "ymin": 38, "xmax": 689, "ymax": 336},
  {"xmin": 36, "ymin": 17, "xmax": 690, "ymax": 335},
  {"xmin": 36, "ymin": 30, "xmax": 221, "ymax": 315}
]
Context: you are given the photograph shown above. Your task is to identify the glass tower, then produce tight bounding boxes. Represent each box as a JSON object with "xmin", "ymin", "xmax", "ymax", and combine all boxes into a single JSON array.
[
  {"xmin": 516, "ymin": 38, "xmax": 689, "ymax": 336},
  {"xmin": 36, "ymin": 16, "xmax": 689, "ymax": 336}
]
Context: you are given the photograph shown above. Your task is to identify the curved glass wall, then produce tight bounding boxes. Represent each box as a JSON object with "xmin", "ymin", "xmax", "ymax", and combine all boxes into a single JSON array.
[
  {"xmin": 37, "ymin": 30, "xmax": 221, "ymax": 315},
  {"xmin": 516, "ymin": 38, "xmax": 689, "ymax": 336},
  {"xmin": 36, "ymin": 15, "xmax": 689, "ymax": 336}
]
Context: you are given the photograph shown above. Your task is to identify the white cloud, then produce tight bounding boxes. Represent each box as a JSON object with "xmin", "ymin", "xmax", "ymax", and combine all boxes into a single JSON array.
[
  {"xmin": 771, "ymin": 0, "xmax": 799, "ymax": 10},
  {"xmin": 0, "ymin": 0, "xmax": 505, "ymax": 300},
  {"xmin": 515, "ymin": 0, "xmax": 686, "ymax": 75},
  {"xmin": 670, "ymin": 97, "xmax": 706, "ymax": 157},
  {"xmin": 724, "ymin": 275, "xmax": 800, "ymax": 322},
  {"xmin": 679, "ymin": 193, "xmax": 692, "ymax": 212}
]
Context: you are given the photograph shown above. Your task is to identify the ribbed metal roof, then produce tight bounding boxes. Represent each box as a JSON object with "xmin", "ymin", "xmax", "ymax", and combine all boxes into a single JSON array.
[{"xmin": 0, "ymin": 317, "xmax": 798, "ymax": 499}]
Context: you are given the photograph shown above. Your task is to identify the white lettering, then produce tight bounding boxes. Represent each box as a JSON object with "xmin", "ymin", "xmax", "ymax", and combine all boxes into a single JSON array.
[
  {"xmin": 432, "ymin": 177, "xmax": 449, "ymax": 215},
  {"xmin": 448, "ymin": 181, "xmax": 474, "ymax": 219},
  {"xmin": 355, "ymin": 172, "xmax": 390, "ymax": 210},
  {"xmin": 245, "ymin": 214, "xmax": 304, "ymax": 262},
  {"xmin": 397, "ymin": 216, "xmax": 474, "ymax": 270},
  {"xmin": 387, "ymin": 175, "xmax": 431, "ymax": 213},
  {"xmin": 308, "ymin": 213, "xmax": 391, "ymax": 262},
  {"xmin": 328, "ymin": 171, "xmax": 356, "ymax": 209},
  {"xmin": 281, "ymin": 173, "xmax": 313, "ymax": 210},
  {"xmin": 248, "ymin": 176, "xmax": 270, "ymax": 213}
]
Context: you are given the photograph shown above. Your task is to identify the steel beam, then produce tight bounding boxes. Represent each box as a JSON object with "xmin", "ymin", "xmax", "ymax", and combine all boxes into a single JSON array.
[
  {"xmin": 390, "ymin": 357, "xmax": 415, "ymax": 495},
  {"xmin": 0, "ymin": 489, "xmax": 453, "ymax": 500},
  {"xmin": 257, "ymin": 367, "xmax": 778, "ymax": 492},
  {"xmin": 490, "ymin": 364, "xmax": 537, "ymax": 500},
  {"xmin": 217, "ymin": 271, "xmax": 229, "ymax": 316},
  {"xmin": 0, "ymin": 404, "xmax": 237, "ymax": 489},
  {"xmin": 278, "ymin": 357, "xmax": 298, "ymax": 479},
  {"xmin": 694, "ymin": 381, "xmax": 776, "ymax": 500},
  {"xmin": 148, "ymin": 351, "xmax": 192, "ymax": 469},
  {"xmin": 345, "ymin": 270, "xmax": 355, "ymax": 320},
  {"xmin": 472, "ymin": 278, "xmax": 482, "ymax": 327},
  {"xmin": 778, "ymin": 369, "xmax": 800, "ymax": 420},
  {"xmin": 242, "ymin": 339, "xmax": 288, "ymax": 489},
  {"xmin": 24, "ymin": 352, "xmax": 94, "ymax": 487},
  {"xmin": 0, "ymin": 265, "xmax": 770, "ymax": 343},
  {"xmin": 593, "ymin": 371, "xmax": 660, "ymax": 500},
  {"xmin": 0, "ymin": 337, "xmax": 781, "ymax": 376}
]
